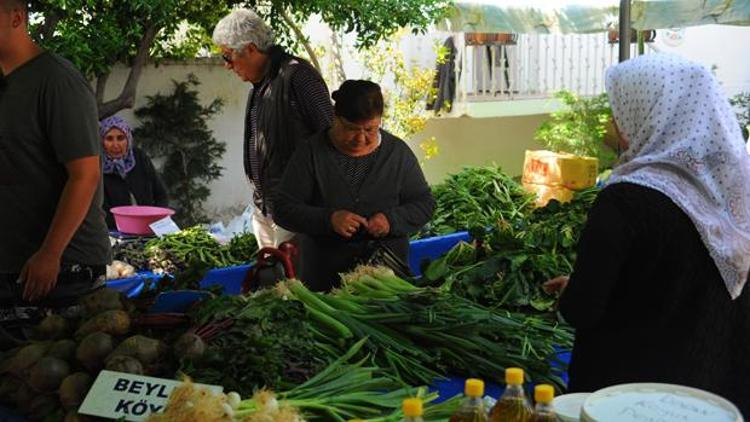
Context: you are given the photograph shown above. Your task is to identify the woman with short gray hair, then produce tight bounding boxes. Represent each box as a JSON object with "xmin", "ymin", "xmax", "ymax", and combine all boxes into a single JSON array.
[{"xmin": 212, "ymin": 9, "xmax": 334, "ymax": 250}]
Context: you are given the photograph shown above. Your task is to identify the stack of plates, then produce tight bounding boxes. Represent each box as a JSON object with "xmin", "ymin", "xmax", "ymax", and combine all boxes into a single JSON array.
[{"xmin": 555, "ymin": 384, "xmax": 743, "ymax": 422}]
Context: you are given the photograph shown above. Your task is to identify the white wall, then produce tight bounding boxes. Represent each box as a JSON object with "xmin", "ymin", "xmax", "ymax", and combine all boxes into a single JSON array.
[
  {"xmin": 651, "ymin": 25, "xmax": 750, "ymax": 97},
  {"xmin": 103, "ymin": 60, "xmax": 253, "ymax": 221}
]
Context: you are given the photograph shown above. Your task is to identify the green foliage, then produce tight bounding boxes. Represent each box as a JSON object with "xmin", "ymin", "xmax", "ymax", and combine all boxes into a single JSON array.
[
  {"xmin": 535, "ymin": 90, "xmax": 616, "ymax": 169},
  {"xmin": 730, "ymin": 92, "xmax": 750, "ymax": 141},
  {"xmin": 418, "ymin": 165, "xmax": 534, "ymax": 238},
  {"xmin": 133, "ymin": 75, "xmax": 225, "ymax": 226},
  {"xmin": 31, "ymin": 0, "xmax": 237, "ymax": 79},
  {"xmin": 356, "ymin": 31, "xmax": 446, "ymax": 159},
  {"xmin": 251, "ymin": 0, "xmax": 452, "ymax": 49},
  {"xmin": 30, "ymin": 0, "xmax": 450, "ymax": 79}
]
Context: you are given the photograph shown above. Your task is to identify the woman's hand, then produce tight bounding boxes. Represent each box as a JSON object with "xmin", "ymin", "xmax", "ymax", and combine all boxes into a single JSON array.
[
  {"xmin": 543, "ymin": 276, "xmax": 570, "ymax": 295},
  {"xmin": 331, "ymin": 210, "xmax": 368, "ymax": 238},
  {"xmin": 367, "ymin": 213, "xmax": 390, "ymax": 238}
]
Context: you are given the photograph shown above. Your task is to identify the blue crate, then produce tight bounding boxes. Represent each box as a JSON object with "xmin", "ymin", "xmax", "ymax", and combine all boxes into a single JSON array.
[
  {"xmin": 199, "ymin": 264, "xmax": 252, "ymax": 295},
  {"xmin": 105, "ymin": 271, "xmax": 160, "ymax": 298},
  {"xmin": 432, "ymin": 350, "xmax": 571, "ymax": 403},
  {"xmin": 408, "ymin": 231, "xmax": 471, "ymax": 276}
]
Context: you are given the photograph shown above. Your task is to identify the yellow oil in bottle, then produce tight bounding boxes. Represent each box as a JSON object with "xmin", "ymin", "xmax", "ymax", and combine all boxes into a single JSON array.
[
  {"xmin": 449, "ymin": 378, "xmax": 488, "ymax": 422},
  {"xmin": 531, "ymin": 384, "xmax": 556, "ymax": 422},
  {"xmin": 489, "ymin": 368, "xmax": 532, "ymax": 422}
]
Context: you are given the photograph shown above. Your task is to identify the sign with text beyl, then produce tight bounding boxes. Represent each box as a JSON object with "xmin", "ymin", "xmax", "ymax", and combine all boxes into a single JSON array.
[{"xmin": 79, "ymin": 370, "xmax": 223, "ymax": 421}]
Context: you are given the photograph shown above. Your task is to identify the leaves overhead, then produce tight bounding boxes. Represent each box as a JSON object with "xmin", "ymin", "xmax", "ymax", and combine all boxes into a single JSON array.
[
  {"xmin": 31, "ymin": 0, "xmax": 237, "ymax": 79},
  {"xmin": 30, "ymin": 0, "xmax": 451, "ymax": 79}
]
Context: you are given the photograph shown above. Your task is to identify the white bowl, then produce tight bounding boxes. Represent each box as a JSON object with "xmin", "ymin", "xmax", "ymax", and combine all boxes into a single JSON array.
[
  {"xmin": 581, "ymin": 383, "xmax": 743, "ymax": 422},
  {"xmin": 554, "ymin": 393, "xmax": 591, "ymax": 422}
]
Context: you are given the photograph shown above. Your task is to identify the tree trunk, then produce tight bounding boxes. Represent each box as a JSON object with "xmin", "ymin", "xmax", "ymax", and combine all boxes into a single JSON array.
[
  {"xmin": 97, "ymin": 24, "xmax": 159, "ymax": 119},
  {"xmin": 280, "ymin": 9, "xmax": 321, "ymax": 74},
  {"xmin": 330, "ymin": 31, "xmax": 347, "ymax": 86}
]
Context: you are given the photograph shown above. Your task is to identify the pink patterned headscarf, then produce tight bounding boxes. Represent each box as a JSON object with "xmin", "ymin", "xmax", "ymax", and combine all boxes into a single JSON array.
[{"xmin": 606, "ymin": 53, "xmax": 750, "ymax": 299}]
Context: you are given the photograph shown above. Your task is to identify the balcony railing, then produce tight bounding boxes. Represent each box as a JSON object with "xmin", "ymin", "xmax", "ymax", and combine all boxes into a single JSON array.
[{"xmin": 457, "ymin": 32, "xmax": 654, "ymax": 102}]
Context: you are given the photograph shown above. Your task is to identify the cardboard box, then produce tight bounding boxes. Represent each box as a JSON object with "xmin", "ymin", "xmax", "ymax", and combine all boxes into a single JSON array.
[
  {"xmin": 523, "ymin": 182, "xmax": 575, "ymax": 208},
  {"xmin": 522, "ymin": 150, "xmax": 598, "ymax": 191}
]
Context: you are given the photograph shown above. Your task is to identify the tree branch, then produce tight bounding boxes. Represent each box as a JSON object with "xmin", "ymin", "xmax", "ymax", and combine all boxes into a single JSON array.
[
  {"xmin": 98, "ymin": 23, "xmax": 159, "ymax": 119},
  {"xmin": 330, "ymin": 30, "xmax": 347, "ymax": 85},
  {"xmin": 280, "ymin": 9, "xmax": 321, "ymax": 73},
  {"xmin": 95, "ymin": 72, "xmax": 109, "ymax": 106}
]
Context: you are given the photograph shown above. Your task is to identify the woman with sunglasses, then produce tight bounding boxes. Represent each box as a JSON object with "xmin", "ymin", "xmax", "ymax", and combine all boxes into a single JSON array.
[{"xmin": 274, "ymin": 80, "xmax": 435, "ymax": 291}]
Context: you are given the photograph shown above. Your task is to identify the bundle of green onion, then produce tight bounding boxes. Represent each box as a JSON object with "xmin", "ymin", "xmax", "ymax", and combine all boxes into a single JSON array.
[
  {"xmin": 234, "ymin": 339, "xmax": 460, "ymax": 421},
  {"xmin": 282, "ymin": 266, "xmax": 572, "ymax": 390}
]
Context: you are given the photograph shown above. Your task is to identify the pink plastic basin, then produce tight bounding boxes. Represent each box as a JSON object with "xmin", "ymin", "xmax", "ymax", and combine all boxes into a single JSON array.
[{"xmin": 110, "ymin": 205, "xmax": 176, "ymax": 235}]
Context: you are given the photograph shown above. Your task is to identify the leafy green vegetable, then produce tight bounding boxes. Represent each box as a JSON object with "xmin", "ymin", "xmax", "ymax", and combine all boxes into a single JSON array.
[
  {"xmin": 182, "ymin": 291, "xmax": 325, "ymax": 396},
  {"xmin": 424, "ymin": 188, "xmax": 599, "ymax": 312},
  {"xmin": 418, "ymin": 166, "xmax": 534, "ymax": 238}
]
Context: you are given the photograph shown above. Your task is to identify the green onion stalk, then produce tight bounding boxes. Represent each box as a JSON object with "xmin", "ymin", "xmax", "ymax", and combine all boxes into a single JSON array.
[
  {"xmin": 281, "ymin": 266, "xmax": 572, "ymax": 390},
  {"xmin": 234, "ymin": 339, "xmax": 460, "ymax": 421}
]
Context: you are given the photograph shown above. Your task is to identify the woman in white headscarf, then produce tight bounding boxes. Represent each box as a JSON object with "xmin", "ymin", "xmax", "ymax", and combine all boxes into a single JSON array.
[{"xmin": 546, "ymin": 54, "xmax": 750, "ymax": 414}]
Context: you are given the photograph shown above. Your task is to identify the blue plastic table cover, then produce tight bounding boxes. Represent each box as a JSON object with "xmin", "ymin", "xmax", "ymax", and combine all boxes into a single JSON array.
[{"xmin": 106, "ymin": 231, "xmax": 473, "ymax": 299}]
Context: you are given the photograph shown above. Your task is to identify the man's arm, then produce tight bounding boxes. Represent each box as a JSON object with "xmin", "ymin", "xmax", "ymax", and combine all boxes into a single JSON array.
[
  {"xmin": 22, "ymin": 156, "xmax": 101, "ymax": 301},
  {"xmin": 291, "ymin": 67, "xmax": 334, "ymax": 134}
]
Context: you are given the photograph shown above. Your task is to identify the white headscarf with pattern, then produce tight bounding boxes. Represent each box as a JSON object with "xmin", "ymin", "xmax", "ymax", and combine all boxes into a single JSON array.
[{"xmin": 606, "ymin": 53, "xmax": 750, "ymax": 299}]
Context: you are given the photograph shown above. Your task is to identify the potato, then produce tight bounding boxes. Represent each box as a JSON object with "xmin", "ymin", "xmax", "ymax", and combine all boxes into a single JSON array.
[
  {"xmin": 74, "ymin": 310, "xmax": 130, "ymax": 340},
  {"xmin": 59, "ymin": 372, "xmax": 93, "ymax": 411},
  {"xmin": 33, "ymin": 315, "xmax": 69, "ymax": 340},
  {"xmin": 47, "ymin": 339, "xmax": 77, "ymax": 361},
  {"xmin": 4, "ymin": 342, "xmax": 52, "ymax": 377},
  {"xmin": 76, "ymin": 332, "xmax": 113, "ymax": 373},
  {"xmin": 105, "ymin": 355, "xmax": 144, "ymax": 375},
  {"xmin": 79, "ymin": 288, "xmax": 125, "ymax": 317},
  {"xmin": 28, "ymin": 356, "xmax": 70, "ymax": 392},
  {"xmin": 109, "ymin": 335, "xmax": 166, "ymax": 366}
]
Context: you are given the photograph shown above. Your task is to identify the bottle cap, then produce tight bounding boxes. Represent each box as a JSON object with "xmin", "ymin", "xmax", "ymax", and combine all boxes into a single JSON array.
[
  {"xmin": 506, "ymin": 367, "xmax": 525, "ymax": 385},
  {"xmin": 465, "ymin": 378, "xmax": 485, "ymax": 397},
  {"xmin": 402, "ymin": 398, "xmax": 423, "ymax": 417},
  {"xmin": 535, "ymin": 384, "xmax": 555, "ymax": 404}
]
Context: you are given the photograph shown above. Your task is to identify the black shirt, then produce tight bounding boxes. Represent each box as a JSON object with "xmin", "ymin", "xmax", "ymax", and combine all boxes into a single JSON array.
[
  {"xmin": 560, "ymin": 183, "xmax": 750, "ymax": 417},
  {"xmin": 274, "ymin": 129, "xmax": 435, "ymax": 291},
  {"xmin": 103, "ymin": 147, "xmax": 169, "ymax": 229},
  {"xmin": 0, "ymin": 52, "xmax": 110, "ymax": 272}
]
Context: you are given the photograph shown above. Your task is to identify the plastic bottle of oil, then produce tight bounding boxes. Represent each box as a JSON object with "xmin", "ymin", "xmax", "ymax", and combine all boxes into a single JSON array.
[
  {"xmin": 402, "ymin": 398, "xmax": 424, "ymax": 422},
  {"xmin": 449, "ymin": 378, "xmax": 488, "ymax": 422},
  {"xmin": 531, "ymin": 384, "xmax": 556, "ymax": 421},
  {"xmin": 489, "ymin": 367, "xmax": 532, "ymax": 422}
]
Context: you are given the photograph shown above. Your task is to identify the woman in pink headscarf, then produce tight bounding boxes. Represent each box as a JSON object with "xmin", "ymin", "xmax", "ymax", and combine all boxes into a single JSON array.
[
  {"xmin": 100, "ymin": 115, "xmax": 168, "ymax": 229},
  {"xmin": 546, "ymin": 54, "xmax": 750, "ymax": 415}
]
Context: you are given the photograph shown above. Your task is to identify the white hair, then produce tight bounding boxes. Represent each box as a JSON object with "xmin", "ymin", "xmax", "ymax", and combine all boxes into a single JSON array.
[{"xmin": 212, "ymin": 8, "xmax": 275, "ymax": 51}]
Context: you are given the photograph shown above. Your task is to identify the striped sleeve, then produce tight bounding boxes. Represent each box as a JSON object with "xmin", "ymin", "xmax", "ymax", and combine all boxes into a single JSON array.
[{"xmin": 290, "ymin": 66, "xmax": 334, "ymax": 132}]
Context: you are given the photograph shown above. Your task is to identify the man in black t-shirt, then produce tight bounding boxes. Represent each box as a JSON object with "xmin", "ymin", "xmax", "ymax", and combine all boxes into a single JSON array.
[{"xmin": 0, "ymin": 0, "xmax": 110, "ymax": 320}]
